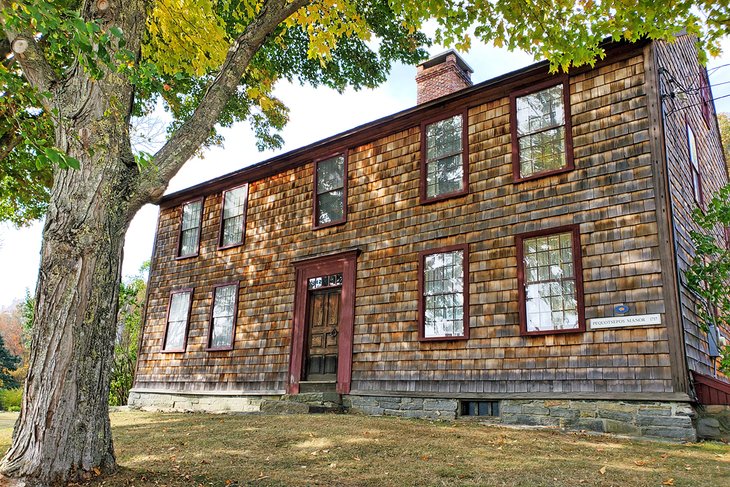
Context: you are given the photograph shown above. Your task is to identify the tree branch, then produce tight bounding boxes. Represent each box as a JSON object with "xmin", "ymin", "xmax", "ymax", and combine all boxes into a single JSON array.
[
  {"xmin": 134, "ymin": 0, "xmax": 309, "ymax": 208},
  {"xmin": 0, "ymin": 0, "xmax": 59, "ymax": 95}
]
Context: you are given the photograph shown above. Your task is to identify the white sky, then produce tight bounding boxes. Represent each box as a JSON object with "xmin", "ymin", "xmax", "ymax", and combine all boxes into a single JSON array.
[{"xmin": 1, "ymin": 37, "xmax": 730, "ymax": 309}]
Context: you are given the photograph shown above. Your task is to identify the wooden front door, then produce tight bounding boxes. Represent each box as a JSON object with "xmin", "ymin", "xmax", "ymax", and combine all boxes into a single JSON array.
[{"xmin": 305, "ymin": 288, "xmax": 340, "ymax": 380}]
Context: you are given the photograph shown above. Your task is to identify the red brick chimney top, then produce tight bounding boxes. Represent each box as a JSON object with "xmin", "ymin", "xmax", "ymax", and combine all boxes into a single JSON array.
[{"xmin": 416, "ymin": 50, "xmax": 474, "ymax": 104}]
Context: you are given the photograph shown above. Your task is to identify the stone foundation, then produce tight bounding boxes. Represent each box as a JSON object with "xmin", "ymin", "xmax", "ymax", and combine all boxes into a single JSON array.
[
  {"xmin": 500, "ymin": 399, "xmax": 696, "ymax": 441},
  {"xmin": 695, "ymin": 405, "xmax": 730, "ymax": 441},
  {"xmin": 128, "ymin": 390, "xmax": 271, "ymax": 412},
  {"xmin": 129, "ymin": 390, "xmax": 700, "ymax": 442}
]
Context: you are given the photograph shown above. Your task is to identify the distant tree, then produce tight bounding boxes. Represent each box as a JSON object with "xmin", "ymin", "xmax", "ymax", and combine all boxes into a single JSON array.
[
  {"xmin": 109, "ymin": 263, "xmax": 148, "ymax": 406},
  {"xmin": 687, "ymin": 185, "xmax": 730, "ymax": 374},
  {"xmin": 0, "ymin": 333, "xmax": 20, "ymax": 389}
]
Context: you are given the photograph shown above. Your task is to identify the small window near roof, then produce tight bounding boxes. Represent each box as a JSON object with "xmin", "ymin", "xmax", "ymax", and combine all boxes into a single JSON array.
[
  {"xmin": 219, "ymin": 185, "xmax": 248, "ymax": 248},
  {"xmin": 419, "ymin": 245, "xmax": 469, "ymax": 340},
  {"xmin": 178, "ymin": 200, "xmax": 202, "ymax": 257},
  {"xmin": 422, "ymin": 113, "xmax": 467, "ymax": 202},
  {"xmin": 687, "ymin": 125, "xmax": 703, "ymax": 207},
  {"xmin": 207, "ymin": 283, "xmax": 238, "ymax": 350},
  {"xmin": 511, "ymin": 79, "xmax": 573, "ymax": 181},
  {"xmin": 314, "ymin": 154, "xmax": 346, "ymax": 227},
  {"xmin": 163, "ymin": 290, "xmax": 192, "ymax": 352},
  {"xmin": 517, "ymin": 227, "xmax": 585, "ymax": 335}
]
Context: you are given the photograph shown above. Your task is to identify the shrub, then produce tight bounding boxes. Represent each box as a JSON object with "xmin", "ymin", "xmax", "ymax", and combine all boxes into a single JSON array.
[{"xmin": 0, "ymin": 388, "xmax": 22, "ymax": 411}]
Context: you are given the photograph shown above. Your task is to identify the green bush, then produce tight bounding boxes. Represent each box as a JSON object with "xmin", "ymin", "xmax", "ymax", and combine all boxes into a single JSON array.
[{"xmin": 0, "ymin": 388, "xmax": 22, "ymax": 411}]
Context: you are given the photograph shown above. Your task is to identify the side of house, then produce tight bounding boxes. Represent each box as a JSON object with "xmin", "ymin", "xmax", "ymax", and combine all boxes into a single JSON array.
[{"xmin": 130, "ymin": 36, "xmax": 729, "ymax": 440}]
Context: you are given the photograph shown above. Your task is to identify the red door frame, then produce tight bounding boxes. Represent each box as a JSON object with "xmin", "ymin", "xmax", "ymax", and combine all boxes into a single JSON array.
[{"xmin": 288, "ymin": 249, "xmax": 359, "ymax": 394}]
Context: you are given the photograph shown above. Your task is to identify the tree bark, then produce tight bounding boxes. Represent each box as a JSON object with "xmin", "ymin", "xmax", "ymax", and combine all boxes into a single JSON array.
[{"xmin": 0, "ymin": 0, "xmax": 307, "ymax": 484}]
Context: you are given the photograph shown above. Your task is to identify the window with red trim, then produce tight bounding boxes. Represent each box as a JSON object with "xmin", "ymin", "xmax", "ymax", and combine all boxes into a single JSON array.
[
  {"xmin": 511, "ymin": 78, "xmax": 574, "ymax": 181},
  {"xmin": 421, "ymin": 113, "xmax": 468, "ymax": 203},
  {"xmin": 219, "ymin": 185, "xmax": 248, "ymax": 248},
  {"xmin": 687, "ymin": 124, "xmax": 703, "ymax": 207},
  {"xmin": 418, "ymin": 245, "xmax": 469, "ymax": 340},
  {"xmin": 314, "ymin": 154, "xmax": 346, "ymax": 228},
  {"xmin": 163, "ymin": 290, "xmax": 192, "ymax": 352},
  {"xmin": 178, "ymin": 199, "xmax": 203, "ymax": 257},
  {"xmin": 517, "ymin": 227, "xmax": 585, "ymax": 335},
  {"xmin": 207, "ymin": 283, "xmax": 238, "ymax": 350}
]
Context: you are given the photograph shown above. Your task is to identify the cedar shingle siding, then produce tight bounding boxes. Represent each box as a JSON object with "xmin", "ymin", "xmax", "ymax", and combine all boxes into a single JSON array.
[{"xmin": 134, "ymin": 36, "xmax": 729, "ymax": 409}]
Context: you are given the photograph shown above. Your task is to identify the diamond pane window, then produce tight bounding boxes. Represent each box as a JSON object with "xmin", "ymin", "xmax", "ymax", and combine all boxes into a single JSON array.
[
  {"xmin": 220, "ymin": 185, "xmax": 248, "ymax": 247},
  {"xmin": 308, "ymin": 273, "xmax": 343, "ymax": 290},
  {"xmin": 424, "ymin": 114, "xmax": 464, "ymax": 199},
  {"xmin": 208, "ymin": 284, "xmax": 237, "ymax": 350},
  {"xmin": 421, "ymin": 247, "xmax": 468, "ymax": 339},
  {"xmin": 178, "ymin": 200, "xmax": 202, "ymax": 257},
  {"xmin": 513, "ymin": 82, "xmax": 572, "ymax": 179},
  {"xmin": 315, "ymin": 155, "xmax": 346, "ymax": 226},
  {"xmin": 164, "ymin": 290, "xmax": 192, "ymax": 351},
  {"xmin": 519, "ymin": 229, "xmax": 584, "ymax": 334}
]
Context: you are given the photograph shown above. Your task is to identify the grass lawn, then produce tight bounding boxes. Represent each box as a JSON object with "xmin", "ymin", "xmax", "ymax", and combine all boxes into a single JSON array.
[{"xmin": 0, "ymin": 411, "xmax": 729, "ymax": 486}]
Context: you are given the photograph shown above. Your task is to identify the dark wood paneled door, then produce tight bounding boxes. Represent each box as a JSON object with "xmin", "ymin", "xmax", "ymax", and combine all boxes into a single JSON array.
[{"xmin": 305, "ymin": 288, "xmax": 340, "ymax": 381}]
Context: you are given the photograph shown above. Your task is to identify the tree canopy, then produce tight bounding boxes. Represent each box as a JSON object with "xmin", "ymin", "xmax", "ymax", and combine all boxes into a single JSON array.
[{"xmin": 2, "ymin": 1, "xmax": 730, "ymax": 225}]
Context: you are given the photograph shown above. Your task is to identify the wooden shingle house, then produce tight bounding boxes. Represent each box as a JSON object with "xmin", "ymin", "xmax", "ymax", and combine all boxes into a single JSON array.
[{"xmin": 130, "ymin": 34, "xmax": 730, "ymax": 441}]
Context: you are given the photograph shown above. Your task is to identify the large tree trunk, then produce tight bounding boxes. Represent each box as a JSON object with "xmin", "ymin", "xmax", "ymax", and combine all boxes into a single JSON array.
[{"xmin": 0, "ymin": 67, "xmax": 140, "ymax": 487}]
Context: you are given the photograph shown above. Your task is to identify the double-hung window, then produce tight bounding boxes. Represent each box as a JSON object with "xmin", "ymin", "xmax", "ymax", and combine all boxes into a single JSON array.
[
  {"xmin": 419, "ymin": 245, "xmax": 469, "ymax": 340},
  {"xmin": 178, "ymin": 199, "xmax": 203, "ymax": 258},
  {"xmin": 207, "ymin": 283, "xmax": 238, "ymax": 350},
  {"xmin": 163, "ymin": 290, "xmax": 193, "ymax": 352},
  {"xmin": 516, "ymin": 226, "xmax": 585, "ymax": 335},
  {"xmin": 687, "ymin": 124, "xmax": 703, "ymax": 207},
  {"xmin": 511, "ymin": 78, "xmax": 573, "ymax": 181},
  {"xmin": 421, "ymin": 112, "xmax": 468, "ymax": 202},
  {"xmin": 219, "ymin": 185, "xmax": 248, "ymax": 248},
  {"xmin": 314, "ymin": 154, "xmax": 346, "ymax": 228}
]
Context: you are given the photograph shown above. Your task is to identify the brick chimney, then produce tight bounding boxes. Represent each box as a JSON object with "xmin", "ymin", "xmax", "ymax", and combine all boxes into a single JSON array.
[{"xmin": 416, "ymin": 50, "xmax": 474, "ymax": 104}]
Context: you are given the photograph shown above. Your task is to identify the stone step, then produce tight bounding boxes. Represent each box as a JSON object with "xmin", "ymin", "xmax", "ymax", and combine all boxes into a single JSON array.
[
  {"xmin": 259, "ymin": 399, "xmax": 342, "ymax": 414},
  {"xmin": 299, "ymin": 380, "xmax": 337, "ymax": 393}
]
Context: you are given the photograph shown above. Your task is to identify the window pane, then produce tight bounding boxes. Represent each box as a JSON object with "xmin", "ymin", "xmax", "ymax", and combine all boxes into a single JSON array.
[
  {"xmin": 426, "ymin": 154, "xmax": 463, "ymax": 198},
  {"xmin": 223, "ymin": 186, "xmax": 247, "ymax": 219},
  {"xmin": 317, "ymin": 189, "xmax": 344, "ymax": 224},
  {"xmin": 180, "ymin": 228, "xmax": 199, "ymax": 256},
  {"xmin": 687, "ymin": 126, "xmax": 699, "ymax": 170},
  {"xmin": 317, "ymin": 156, "xmax": 344, "ymax": 194},
  {"xmin": 516, "ymin": 84, "xmax": 564, "ymax": 136},
  {"xmin": 165, "ymin": 292, "xmax": 191, "ymax": 350},
  {"xmin": 423, "ymin": 249, "xmax": 465, "ymax": 338},
  {"xmin": 522, "ymin": 231, "xmax": 579, "ymax": 332},
  {"xmin": 221, "ymin": 214, "xmax": 244, "ymax": 247},
  {"xmin": 519, "ymin": 127, "xmax": 566, "ymax": 178},
  {"xmin": 181, "ymin": 201, "xmax": 202, "ymax": 231},
  {"xmin": 210, "ymin": 285, "xmax": 236, "ymax": 348},
  {"xmin": 426, "ymin": 115, "xmax": 462, "ymax": 161}
]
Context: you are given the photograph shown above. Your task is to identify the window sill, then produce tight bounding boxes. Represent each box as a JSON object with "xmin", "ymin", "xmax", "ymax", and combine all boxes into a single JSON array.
[
  {"xmin": 419, "ymin": 334, "xmax": 469, "ymax": 342},
  {"xmin": 513, "ymin": 166, "xmax": 573, "ymax": 184},
  {"xmin": 175, "ymin": 253, "xmax": 199, "ymax": 261},
  {"xmin": 218, "ymin": 242, "xmax": 244, "ymax": 251},
  {"xmin": 206, "ymin": 346, "xmax": 234, "ymax": 352},
  {"xmin": 420, "ymin": 188, "xmax": 469, "ymax": 205},
  {"xmin": 313, "ymin": 218, "xmax": 347, "ymax": 230},
  {"xmin": 160, "ymin": 348, "xmax": 186, "ymax": 353},
  {"xmin": 521, "ymin": 326, "xmax": 584, "ymax": 337}
]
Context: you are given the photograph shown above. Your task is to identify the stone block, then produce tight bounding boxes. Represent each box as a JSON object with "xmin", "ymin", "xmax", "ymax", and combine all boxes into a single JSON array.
[
  {"xmin": 400, "ymin": 398, "xmax": 424, "ymax": 410},
  {"xmin": 603, "ymin": 419, "xmax": 641, "ymax": 435},
  {"xmin": 522, "ymin": 406, "xmax": 550, "ymax": 415},
  {"xmin": 423, "ymin": 399, "xmax": 458, "ymax": 412},
  {"xmin": 259, "ymin": 400, "xmax": 310, "ymax": 414},
  {"xmin": 641, "ymin": 426, "xmax": 696, "ymax": 441},
  {"xmin": 597, "ymin": 409, "xmax": 635, "ymax": 422},
  {"xmin": 672, "ymin": 404, "xmax": 696, "ymax": 417},
  {"xmin": 696, "ymin": 418, "xmax": 721, "ymax": 440},
  {"xmin": 549, "ymin": 408, "xmax": 580, "ymax": 419},
  {"xmin": 637, "ymin": 415, "xmax": 692, "ymax": 428},
  {"xmin": 499, "ymin": 403, "xmax": 524, "ymax": 414},
  {"xmin": 637, "ymin": 405, "xmax": 672, "ymax": 416},
  {"xmin": 544, "ymin": 400, "xmax": 570, "ymax": 407}
]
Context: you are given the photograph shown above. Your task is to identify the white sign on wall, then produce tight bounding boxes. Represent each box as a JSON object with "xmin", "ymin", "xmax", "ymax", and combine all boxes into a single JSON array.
[{"xmin": 589, "ymin": 314, "xmax": 662, "ymax": 330}]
